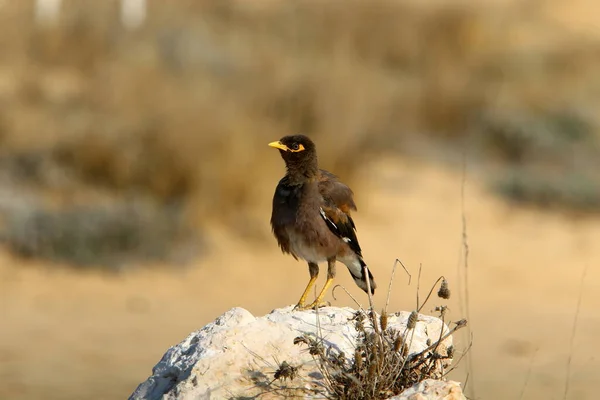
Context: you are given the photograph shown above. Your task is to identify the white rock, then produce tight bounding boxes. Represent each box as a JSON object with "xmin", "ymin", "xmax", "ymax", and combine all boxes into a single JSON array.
[
  {"xmin": 389, "ymin": 379, "xmax": 465, "ymax": 400},
  {"xmin": 129, "ymin": 306, "xmax": 462, "ymax": 400}
]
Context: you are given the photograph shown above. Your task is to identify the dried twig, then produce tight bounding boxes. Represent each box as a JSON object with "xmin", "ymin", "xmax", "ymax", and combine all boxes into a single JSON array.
[
  {"xmin": 416, "ymin": 264, "xmax": 422, "ymax": 310},
  {"xmin": 417, "ymin": 276, "xmax": 446, "ymax": 313},
  {"xmin": 564, "ymin": 263, "xmax": 588, "ymax": 400},
  {"xmin": 459, "ymin": 149, "xmax": 475, "ymax": 399},
  {"xmin": 443, "ymin": 331, "xmax": 474, "ymax": 377},
  {"xmin": 332, "ymin": 284, "xmax": 365, "ymax": 311},
  {"xmin": 519, "ymin": 347, "xmax": 539, "ymax": 400},
  {"xmin": 384, "ymin": 258, "xmax": 411, "ymax": 316}
]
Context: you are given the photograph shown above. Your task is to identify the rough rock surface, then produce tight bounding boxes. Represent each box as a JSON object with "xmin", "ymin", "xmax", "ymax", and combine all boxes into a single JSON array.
[
  {"xmin": 389, "ymin": 379, "xmax": 465, "ymax": 400},
  {"xmin": 129, "ymin": 306, "xmax": 464, "ymax": 400}
]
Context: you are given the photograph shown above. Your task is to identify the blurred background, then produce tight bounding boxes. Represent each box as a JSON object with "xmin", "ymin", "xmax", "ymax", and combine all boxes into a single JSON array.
[{"xmin": 0, "ymin": 0, "xmax": 598, "ymax": 399}]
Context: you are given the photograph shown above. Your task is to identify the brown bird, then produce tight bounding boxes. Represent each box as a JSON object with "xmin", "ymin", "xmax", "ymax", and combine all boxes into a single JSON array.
[{"xmin": 269, "ymin": 134, "xmax": 376, "ymax": 310}]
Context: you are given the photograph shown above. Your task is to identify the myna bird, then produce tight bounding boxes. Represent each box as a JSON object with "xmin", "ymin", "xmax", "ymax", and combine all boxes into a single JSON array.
[{"xmin": 269, "ymin": 134, "xmax": 376, "ymax": 310}]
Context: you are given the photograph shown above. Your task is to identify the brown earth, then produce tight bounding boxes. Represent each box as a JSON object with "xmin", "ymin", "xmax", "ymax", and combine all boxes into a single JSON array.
[{"xmin": 1, "ymin": 157, "xmax": 598, "ymax": 400}]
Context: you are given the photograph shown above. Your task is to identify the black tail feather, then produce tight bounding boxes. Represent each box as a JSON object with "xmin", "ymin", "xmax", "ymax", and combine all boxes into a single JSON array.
[{"xmin": 354, "ymin": 258, "xmax": 376, "ymax": 295}]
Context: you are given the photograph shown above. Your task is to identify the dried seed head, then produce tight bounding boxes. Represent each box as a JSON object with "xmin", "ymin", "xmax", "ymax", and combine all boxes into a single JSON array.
[
  {"xmin": 408, "ymin": 311, "xmax": 418, "ymax": 329},
  {"xmin": 402, "ymin": 343, "xmax": 409, "ymax": 357},
  {"xmin": 454, "ymin": 319, "xmax": 468, "ymax": 328},
  {"xmin": 309, "ymin": 342, "xmax": 324, "ymax": 356},
  {"xmin": 438, "ymin": 278, "xmax": 451, "ymax": 299},
  {"xmin": 393, "ymin": 336, "xmax": 402, "ymax": 352},
  {"xmin": 354, "ymin": 312, "xmax": 366, "ymax": 331},
  {"xmin": 447, "ymin": 345, "xmax": 455, "ymax": 358},
  {"xmin": 354, "ymin": 349, "xmax": 363, "ymax": 370},
  {"xmin": 368, "ymin": 362, "xmax": 377, "ymax": 380},
  {"xmin": 274, "ymin": 361, "xmax": 298, "ymax": 381},
  {"xmin": 293, "ymin": 336, "xmax": 308, "ymax": 346},
  {"xmin": 366, "ymin": 332, "xmax": 378, "ymax": 345},
  {"xmin": 380, "ymin": 310, "xmax": 388, "ymax": 331},
  {"xmin": 434, "ymin": 305, "xmax": 448, "ymax": 318},
  {"xmin": 333, "ymin": 351, "xmax": 346, "ymax": 367},
  {"xmin": 368, "ymin": 309, "xmax": 377, "ymax": 325}
]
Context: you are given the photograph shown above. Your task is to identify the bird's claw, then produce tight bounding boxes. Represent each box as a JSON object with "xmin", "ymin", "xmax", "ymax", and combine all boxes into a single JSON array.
[
  {"xmin": 293, "ymin": 303, "xmax": 307, "ymax": 311},
  {"xmin": 308, "ymin": 300, "xmax": 329, "ymax": 310},
  {"xmin": 294, "ymin": 301, "xmax": 329, "ymax": 311}
]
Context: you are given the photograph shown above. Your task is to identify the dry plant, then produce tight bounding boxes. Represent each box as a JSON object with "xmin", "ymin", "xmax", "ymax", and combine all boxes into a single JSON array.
[
  {"xmin": 289, "ymin": 260, "xmax": 469, "ymax": 399},
  {"xmin": 235, "ymin": 344, "xmax": 321, "ymax": 399}
]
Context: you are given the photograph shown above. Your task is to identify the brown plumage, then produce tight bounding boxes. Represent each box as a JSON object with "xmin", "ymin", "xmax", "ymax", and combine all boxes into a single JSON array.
[{"xmin": 269, "ymin": 134, "xmax": 376, "ymax": 310}]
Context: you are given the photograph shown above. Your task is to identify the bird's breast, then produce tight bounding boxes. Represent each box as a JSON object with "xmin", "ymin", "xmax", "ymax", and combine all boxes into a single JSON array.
[
  {"xmin": 272, "ymin": 180, "xmax": 337, "ymax": 262},
  {"xmin": 271, "ymin": 182, "xmax": 300, "ymax": 226},
  {"xmin": 286, "ymin": 227, "xmax": 330, "ymax": 263}
]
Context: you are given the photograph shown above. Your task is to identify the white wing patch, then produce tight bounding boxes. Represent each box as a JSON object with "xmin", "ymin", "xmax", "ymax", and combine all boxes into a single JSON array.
[
  {"xmin": 319, "ymin": 207, "xmax": 337, "ymax": 229},
  {"xmin": 320, "ymin": 207, "xmax": 352, "ymax": 243}
]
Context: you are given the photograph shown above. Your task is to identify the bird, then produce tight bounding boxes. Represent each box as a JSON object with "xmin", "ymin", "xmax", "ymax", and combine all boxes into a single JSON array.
[{"xmin": 268, "ymin": 134, "xmax": 376, "ymax": 310}]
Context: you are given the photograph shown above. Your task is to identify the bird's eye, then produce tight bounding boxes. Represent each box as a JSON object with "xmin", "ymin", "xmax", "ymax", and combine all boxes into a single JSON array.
[{"xmin": 291, "ymin": 143, "xmax": 299, "ymax": 150}]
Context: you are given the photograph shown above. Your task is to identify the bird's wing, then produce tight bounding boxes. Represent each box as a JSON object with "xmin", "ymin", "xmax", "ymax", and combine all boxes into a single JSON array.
[
  {"xmin": 318, "ymin": 169, "xmax": 357, "ymax": 213},
  {"xmin": 318, "ymin": 170, "xmax": 362, "ymax": 256}
]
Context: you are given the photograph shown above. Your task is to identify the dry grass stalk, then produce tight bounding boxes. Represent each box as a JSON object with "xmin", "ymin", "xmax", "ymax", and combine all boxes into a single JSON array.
[{"xmin": 291, "ymin": 261, "xmax": 468, "ymax": 399}]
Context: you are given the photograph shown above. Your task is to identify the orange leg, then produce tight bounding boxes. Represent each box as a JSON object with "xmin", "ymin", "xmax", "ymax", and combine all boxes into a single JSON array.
[
  {"xmin": 306, "ymin": 258, "xmax": 336, "ymax": 309},
  {"xmin": 294, "ymin": 262, "xmax": 319, "ymax": 310}
]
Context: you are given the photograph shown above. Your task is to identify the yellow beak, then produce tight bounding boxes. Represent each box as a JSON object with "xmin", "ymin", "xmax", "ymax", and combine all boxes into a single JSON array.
[{"xmin": 268, "ymin": 141, "xmax": 289, "ymax": 151}]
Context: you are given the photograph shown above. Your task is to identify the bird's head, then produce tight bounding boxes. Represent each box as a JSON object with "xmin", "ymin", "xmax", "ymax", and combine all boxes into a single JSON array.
[{"xmin": 268, "ymin": 134, "xmax": 318, "ymax": 179}]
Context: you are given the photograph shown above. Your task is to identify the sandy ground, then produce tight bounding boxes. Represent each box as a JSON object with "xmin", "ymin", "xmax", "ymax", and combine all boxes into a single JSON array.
[{"xmin": 1, "ymin": 157, "xmax": 599, "ymax": 400}]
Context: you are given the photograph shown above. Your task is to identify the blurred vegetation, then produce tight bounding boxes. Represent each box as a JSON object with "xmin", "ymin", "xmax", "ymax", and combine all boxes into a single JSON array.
[
  {"xmin": 493, "ymin": 169, "xmax": 600, "ymax": 212},
  {"xmin": 0, "ymin": 0, "xmax": 599, "ymax": 267}
]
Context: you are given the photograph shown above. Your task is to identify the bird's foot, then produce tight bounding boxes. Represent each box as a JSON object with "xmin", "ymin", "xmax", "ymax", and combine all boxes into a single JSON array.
[
  {"xmin": 293, "ymin": 302, "xmax": 308, "ymax": 311},
  {"xmin": 294, "ymin": 301, "xmax": 329, "ymax": 311},
  {"xmin": 308, "ymin": 300, "xmax": 329, "ymax": 310}
]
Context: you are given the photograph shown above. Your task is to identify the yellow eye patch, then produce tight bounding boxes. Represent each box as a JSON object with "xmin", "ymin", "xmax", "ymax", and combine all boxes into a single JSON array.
[{"xmin": 289, "ymin": 144, "xmax": 305, "ymax": 152}]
